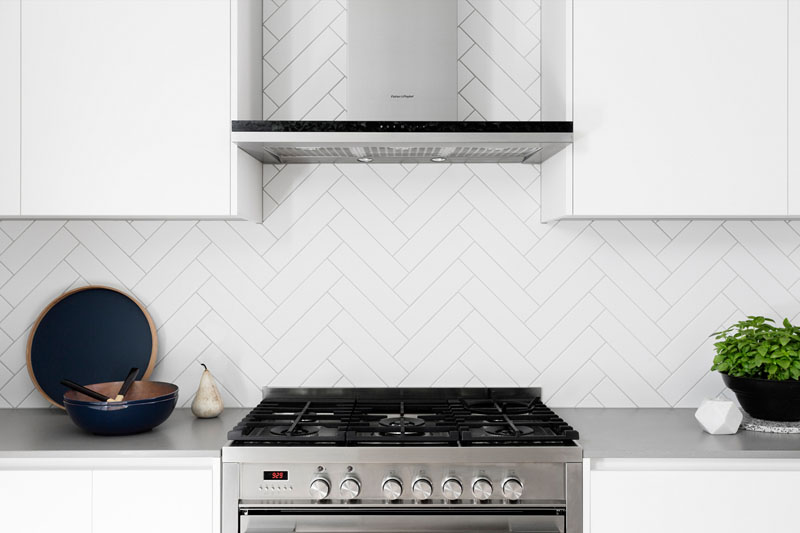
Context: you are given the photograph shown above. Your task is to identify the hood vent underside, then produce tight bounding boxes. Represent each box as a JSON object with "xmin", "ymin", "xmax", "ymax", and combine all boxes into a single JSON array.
[{"xmin": 232, "ymin": 121, "xmax": 573, "ymax": 165}]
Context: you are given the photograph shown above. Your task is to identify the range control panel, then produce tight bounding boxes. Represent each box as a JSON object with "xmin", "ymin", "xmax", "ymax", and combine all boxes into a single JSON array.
[{"xmin": 240, "ymin": 463, "xmax": 566, "ymax": 504}]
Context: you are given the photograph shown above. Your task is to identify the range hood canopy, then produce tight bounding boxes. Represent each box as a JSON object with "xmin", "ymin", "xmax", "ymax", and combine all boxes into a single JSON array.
[
  {"xmin": 232, "ymin": 121, "xmax": 572, "ymax": 165},
  {"xmin": 233, "ymin": 0, "xmax": 572, "ymax": 164}
]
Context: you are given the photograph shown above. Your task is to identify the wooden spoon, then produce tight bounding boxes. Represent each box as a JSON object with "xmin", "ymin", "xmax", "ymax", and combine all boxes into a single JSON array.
[{"xmin": 108, "ymin": 367, "xmax": 139, "ymax": 402}]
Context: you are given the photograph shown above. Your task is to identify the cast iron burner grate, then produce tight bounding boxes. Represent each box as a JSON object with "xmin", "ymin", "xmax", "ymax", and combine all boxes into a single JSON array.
[{"xmin": 227, "ymin": 388, "xmax": 579, "ymax": 447}]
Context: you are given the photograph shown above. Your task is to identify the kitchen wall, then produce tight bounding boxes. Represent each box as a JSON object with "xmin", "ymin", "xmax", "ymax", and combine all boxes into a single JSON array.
[{"xmin": 0, "ymin": 0, "xmax": 794, "ymax": 408}]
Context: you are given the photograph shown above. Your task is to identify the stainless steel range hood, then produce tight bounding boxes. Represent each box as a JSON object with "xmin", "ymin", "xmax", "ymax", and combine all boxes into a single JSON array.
[{"xmin": 232, "ymin": 0, "xmax": 572, "ymax": 165}]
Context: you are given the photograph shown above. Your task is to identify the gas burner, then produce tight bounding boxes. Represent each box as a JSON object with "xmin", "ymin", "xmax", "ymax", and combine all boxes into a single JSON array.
[
  {"xmin": 378, "ymin": 416, "xmax": 426, "ymax": 435},
  {"xmin": 269, "ymin": 425, "xmax": 322, "ymax": 437},
  {"xmin": 483, "ymin": 424, "xmax": 534, "ymax": 437},
  {"xmin": 463, "ymin": 399, "xmax": 533, "ymax": 415}
]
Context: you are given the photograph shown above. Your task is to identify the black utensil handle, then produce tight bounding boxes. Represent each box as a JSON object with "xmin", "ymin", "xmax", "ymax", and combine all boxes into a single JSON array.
[
  {"xmin": 117, "ymin": 367, "xmax": 139, "ymax": 398},
  {"xmin": 60, "ymin": 379, "xmax": 110, "ymax": 402}
]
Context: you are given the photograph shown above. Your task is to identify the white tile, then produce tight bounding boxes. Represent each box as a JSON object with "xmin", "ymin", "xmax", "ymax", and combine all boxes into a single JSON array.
[
  {"xmin": 329, "ymin": 212, "xmax": 407, "ymax": 287},
  {"xmin": 458, "ymin": 344, "xmax": 518, "ymax": 386},
  {"xmin": 395, "ymin": 195, "xmax": 472, "ymax": 270},
  {"xmin": 460, "ymin": 312, "xmax": 539, "ymax": 384},
  {"xmin": 469, "ymin": 0, "xmax": 539, "ymax": 56},
  {"xmin": 726, "ymin": 221, "xmax": 800, "ymax": 287},
  {"xmin": 329, "ymin": 178, "xmax": 407, "ymax": 254},
  {"xmin": 194, "ymin": 343, "xmax": 263, "ymax": 406},
  {"xmin": 265, "ymin": 227, "xmax": 340, "ymax": 304},
  {"xmin": 302, "ymin": 361, "xmax": 343, "ymax": 387},
  {"xmin": 270, "ymin": 62, "xmax": 344, "ymax": 120},
  {"xmin": 657, "ymin": 220, "xmax": 721, "ymax": 270},
  {"xmin": 537, "ymin": 328, "xmax": 604, "ymax": 402},
  {"xmin": 0, "ymin": 220, "xmax": 63, "ymax": 273},
  {"xmin": 264, "ymin": 0, "xmax": 342, "ymax": 68},
  {"xmin": 328, "ymin": 344, "xmax": 386, "ymax": 387},
  {"xmin": 95, "ymin": 221, "xmax": 144, "ymax": 255},
  {"xmin": 401, "ymin": 329, "xmax": 472, "ymax": 386},
  {"xmin": 329, "ymin": 312, "xmax": 406, "ymax": 386},
  {"xmin": 659, "ymin": 262, "xmax": 736, "ymax": 336},
  {"xmin": 433, "ymin": 360, "xmax": 475, "ymax": 387},
  {"xmin": 227, "ymin": 221, "xmax": 276, "ymax": 256},
  {"xmin": 528, "ymin": 261, "xmax": 603, "ymax": 337},
  {"xmin": 394, "ymin": 164, "xmax": 449, "ymax": 205},
  {"xmin": 591, "ymin": 244, "xmax": 668, "ymax": 320},
  {"xmin": 461, "ymin": 278, "xmax": 537, "ymax": 353},
  {"xmin": 395, "ymin": 262, "xmax": 472, "ymax": 337},
  {"xmin": 0, "ymin": 326, "xmax": 29, "ymax": 373},
  {"xmin": 395, "ymin": 166, "xmax": 473, "ymax": 237},
  {"xmin": 264, "ymin": 194, "xmax": 341, "ymax": 271},
  {"xmin": 264, "ymin": 260, "xmax": 341, "ymax": 337},
  {"xmin": 593, "ymin": 220, "xmax": 670, "ymax": 286},
  {"xmin": 725, "ymin": 245, "xmax": 797, "ymax": 319},
  {"xmin": 395, "ymin": 228, "xmax": 471, "ymax": 303},
  {"xmin": 271, "ymin": 328, "xmax": 342, "ymax": 386},
  {"xmin": 197, "ymin": 312, "xmax": 276, "ymax": 386},
  {"xmin": 753, "ymin": 221, "xmax": 800, "ymax": 256},
  {"xmin": 134, "ymin": 228, "xmax": 209, "ymax": 305},
  {"xmin": 66, "ymin": 221, "xmax": 144, "ymax": 288},
  {"xmin": 157, "ymin": 294, "xmax": 211, "ymax": 358},
  {"xmin": 328, "ymin": 245, "xmax": 406, "ymax": 321},
  {"xmin": 64, "ymin": 245, "xmax": 121, "ymax": 288},
  {"xmin": 198, "ymin": 279, "xmax": 276, "ymax": 354},
  {"xmin": 264, "ymin": 166, "xmax": 342, "ymax": 237},
  {"xmin": 395, "ymin": 296, "xmax": 472, "ymax": 371},
  {"xmin": 592, "ymin": 345, "xmax": 669, "ymax": 407},
  {"xmin": 592, "ymin": 278, "xmax": 669, "ymax": 354},
  {"xmin": 527, "ymin": 227, "xmax": 603, "ymax": 303},
  {"xmin": 591, "ymin": 311, "xmax": 669, "ymax": 387},
  {"xmin": 469, "ymin": 164, "xmax": 538, "ymax": 220},
  {"xmin": 528, "ymin": 295, "xmax": 603, "ymax": 370},
  {"xmin": 0, "ymin": 221, "xmax": 31, "ymax": 241},
  {"xmin": 461, "ymin": 46, "xmax": 538, "ymax": 119},
  {"xmin": 658, "ymin": 228, "xmax": 736, "ymax": 304},
  {"xmin": 197, "ymin": 222, "xmax": 274, "ymax": 288},
  {"xmin": 460, "ymin": 177, "xmax": 536, "ymax": 252},
  {"xmin": 267, "ymin": 295, "xmax": 340, "ymax": 371},
  {"xmin": 264, "ymin": 164, "xmax": 317, "ymax": 205},
  {"xmin": 547, "ymin": 362, "xmax": 606, "ymax": 407},
  {"xmin": 156, "ymin": 328, "xmax": 211, "ymax": 382},
  {"xmin": 198, "ymin": 246, "xmax": 275, "ymax": 322},
  {"xmin": 460, "ymin": 210, "xmax": 538, "ymax": 286},
  {"xmin": 0, "ymin": 229, "xmax": 77, "ymax": 306},
  {"xmin": 329, "ymin": 278, "xmax": 406, "ymax": 354},
  {"xmin": 591, "ymin": 377, "xmax": 636, "ymax": 408}
]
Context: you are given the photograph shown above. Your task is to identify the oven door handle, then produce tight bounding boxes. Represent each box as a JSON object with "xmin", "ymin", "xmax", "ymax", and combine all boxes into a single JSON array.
[{"xmin": 240, "ymin": 512, "xmax": 564, "ymax": 533}]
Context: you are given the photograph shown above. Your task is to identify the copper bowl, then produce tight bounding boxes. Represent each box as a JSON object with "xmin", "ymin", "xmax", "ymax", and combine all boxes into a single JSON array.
[
  {"xmin": 63, "ymin": 381, "xmax": 178, "ymax": 436},
  {"xmin": 64, "ymin": 380, "xmax": 177, "ymax": 405}
]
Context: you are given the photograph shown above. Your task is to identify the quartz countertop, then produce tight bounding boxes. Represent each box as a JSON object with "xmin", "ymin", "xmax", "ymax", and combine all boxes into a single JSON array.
[
  {"xmin": 1, "ymin": 407, "xmax": 799, "ymax": 459},
  {"xmin": 0, "ymin": 407, "xmax": 249, "ymax": 458},
  {"xmin": 556, "ymin": 408, "xmax": 800, "ymax": 459}
]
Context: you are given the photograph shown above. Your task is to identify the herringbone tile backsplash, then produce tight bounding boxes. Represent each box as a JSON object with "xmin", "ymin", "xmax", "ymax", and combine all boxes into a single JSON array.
[{"xmin": 0, "ymin": 0, "xmax": 790, "ymax": 408}]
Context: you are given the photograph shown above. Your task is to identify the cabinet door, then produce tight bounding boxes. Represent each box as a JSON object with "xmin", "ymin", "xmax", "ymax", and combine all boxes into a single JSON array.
[
  {"xmin": 591, "ymin": 468, "xmax": 800, "ymax": 533},
  {"xmin": 0, "ymin": 470, "xmax": 92, "ymax": 533},
  {"xmin": 92, "ymin": 469, "xmax": 213, "ymax": 533},
  {"xmin": 572, "ymin": 0, "xmax": 788, "ymax": 217},
  {"xmin": 21, "ymin": 0, "xmax": 231, "ymax": 217},
  {"xmin": 0, "ymin": 0, "xmax": 20, "ymax": 216},
  {"xmin": 790, "ymin": 0, "xmax": 800, "ymax": 214}
]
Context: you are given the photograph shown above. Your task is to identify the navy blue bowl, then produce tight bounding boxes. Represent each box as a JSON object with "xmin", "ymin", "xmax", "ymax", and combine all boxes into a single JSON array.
[
  {"xmin": 63, "ymin": 393, "xmax": 178, "ymax": 436},
  {"xmin": 63, "ymin": 381, "xmax": 178, "ymax": 405}
]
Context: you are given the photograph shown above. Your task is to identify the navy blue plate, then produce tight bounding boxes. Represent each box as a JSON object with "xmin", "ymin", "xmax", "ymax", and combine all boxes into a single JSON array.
[{"xmin": 27, "ymin": 286, "xmax": 157, "ymax": 408}]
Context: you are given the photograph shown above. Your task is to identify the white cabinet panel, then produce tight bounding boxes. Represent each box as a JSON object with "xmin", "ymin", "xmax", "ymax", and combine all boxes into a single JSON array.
[
  {"xmin": 0, "ymin": 0, "xmax": 20, "ymax": 216},
  {"xmin": 21, "ymin": 0, "xmax": 232, "ymax": 217},
  {"xmin": 591, "ymin": 468, "xmax": 800, "ymax": 533},
  {"xmin": 92, "ymin": 469, "xmax": 213, "ymax": 533},
  {"xmin": 570, "ymin": 0, "xmax": 787, "ymax": 217},
  {"xmin": 0, "ymin": 470, "xmax": 92, "ymax": 533},
  {"xmin": 790, "ymin": 0, "xmax": 800, "ymax": 214}
]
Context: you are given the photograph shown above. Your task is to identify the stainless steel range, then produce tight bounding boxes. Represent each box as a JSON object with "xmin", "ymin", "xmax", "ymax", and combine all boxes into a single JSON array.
[{"xmin": 222, "ymin": 388, "xmax": 582, "ymax": 533}]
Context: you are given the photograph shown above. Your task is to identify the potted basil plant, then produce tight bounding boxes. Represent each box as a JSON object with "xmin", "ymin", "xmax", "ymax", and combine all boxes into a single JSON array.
[{"xmin": 711, "ymin": 316, "xmax": 800, "ymax": 421}]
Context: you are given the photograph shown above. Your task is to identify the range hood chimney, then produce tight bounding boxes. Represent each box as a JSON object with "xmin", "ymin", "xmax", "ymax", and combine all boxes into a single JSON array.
[{"xmin": 232, "ymin": 0, "xmax": 572, "ymax": 164}]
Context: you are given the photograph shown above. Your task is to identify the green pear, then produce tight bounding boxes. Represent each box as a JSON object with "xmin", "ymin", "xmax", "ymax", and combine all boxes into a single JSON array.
[{"xmin": 191, "ymin": 363, "xmax": 224, "ymax": 418}]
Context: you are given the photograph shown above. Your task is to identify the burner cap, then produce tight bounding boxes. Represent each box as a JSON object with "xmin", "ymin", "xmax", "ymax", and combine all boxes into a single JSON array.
[
  {"xmin": 270, "ymin": 425, "xmax": 322, "ymax": 437},
  {"xmin": 465, "ymin": 400, "xmax": 532, "ymax": 415},
  {"xmin": 378, "ymin": 416, "xmax": 426, "ymax": 435},
  {"xmin": 483, "ymin": 425, "xmax": 534, "ymax": 437}
]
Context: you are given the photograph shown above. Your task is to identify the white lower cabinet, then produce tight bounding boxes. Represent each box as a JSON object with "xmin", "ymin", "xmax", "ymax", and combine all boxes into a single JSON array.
[
  {"xmin": 0, "ymin": 458, "xmax": 219, "ymax": 533},
  {"xmin": 588, "ymin": 459, "xmax": 800, "ymax": 533},
  {"xmin": 0, "ymin": 469, "xmax": 92, "ymax": 533}
]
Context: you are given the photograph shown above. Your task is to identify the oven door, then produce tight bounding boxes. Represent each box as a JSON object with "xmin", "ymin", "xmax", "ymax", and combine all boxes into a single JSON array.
[{"xmin": 240, "ymin": 508, "xmax": 565, "ymax": 533}]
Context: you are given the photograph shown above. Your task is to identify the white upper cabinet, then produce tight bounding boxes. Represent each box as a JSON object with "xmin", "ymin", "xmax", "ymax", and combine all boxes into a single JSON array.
[
  {"xmin": 544, "ymin": 0, "xmax": 789, "ymax": 219},
  {"xmin": 20, "ymin": 0, "xmax": 259, "ymax": 219},
  {"xmin": 789, "ymin": 0, "xmax": 800, "ymax": 214},
  {"xmin": 0, "ymin": 0, "xmax": 21, "ymax": 216}
]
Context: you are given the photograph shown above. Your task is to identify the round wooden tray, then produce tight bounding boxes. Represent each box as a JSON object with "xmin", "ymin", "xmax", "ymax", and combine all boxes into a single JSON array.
[{"xmin": 26, "ymin": 286, "xmax": 157, "ymax": 408}]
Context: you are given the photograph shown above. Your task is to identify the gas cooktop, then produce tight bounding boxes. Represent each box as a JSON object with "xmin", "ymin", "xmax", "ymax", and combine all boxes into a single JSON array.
[{"xmin": 227, "ymin": 388, "xmax": 579, "ymax": 447}]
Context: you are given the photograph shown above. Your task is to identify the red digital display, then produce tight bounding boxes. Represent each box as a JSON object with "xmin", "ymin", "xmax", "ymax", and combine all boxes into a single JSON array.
[{"xmin": 263, "ymin": 471, "xmax": 289, "ymax": 481}]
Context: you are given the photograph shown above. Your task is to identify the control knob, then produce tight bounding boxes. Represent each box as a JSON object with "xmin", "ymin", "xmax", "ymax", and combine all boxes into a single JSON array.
[
  {"xmin": 340, "ymin": 477, "xmax": 361, "ymax": 500},
  {"xmin": 309, "ymin": 477, "xmax": 330, "ymax": 500},
  {"xmin": 442, "ymin": 478, "xmax": 463, "ymax": 501},
  {"xmin": 502, "ymin": 478, "xmax": 523, "ymax": 501},
  {"xmin": 382, "ymin": 477, "xmax": 403, "ymax": 501},
  {"xmin": 472, "ymin": 478, "xmax": 493, "ymax": 501},
  {"xmin": 412, "ymin": 478, "xmax": 433, "ymax": 501}
]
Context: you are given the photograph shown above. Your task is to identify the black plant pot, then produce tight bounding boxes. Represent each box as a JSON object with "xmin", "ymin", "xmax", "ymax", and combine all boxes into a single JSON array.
[{"xmin": 722, "ymin": 373, "xmax": 800, "ymax": 422}]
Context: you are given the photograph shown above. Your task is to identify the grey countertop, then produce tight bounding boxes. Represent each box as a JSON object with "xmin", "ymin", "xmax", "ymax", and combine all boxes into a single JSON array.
[
  {"xmin": 1, "ymin": 407, "xmax": 799, "ymax": 459},
  {"xmin": 557, "ymin": 408, "xmax": 800, "ymax": 458},
  {"xmin": 0, "ymin": 407, "xmax": 249, "ymax": 458}
]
